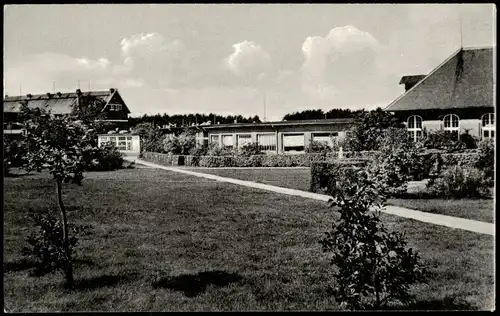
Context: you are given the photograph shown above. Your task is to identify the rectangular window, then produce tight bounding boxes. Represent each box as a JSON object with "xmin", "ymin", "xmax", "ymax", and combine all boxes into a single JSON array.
[
  {"xmin": 283, "ymin": 134, "xmax": 305, "ymax": 152},
  {"xmin": 491, "ymin": 131, "xmax": 495, "ymax": 138},
  {"xmin": 484, "ymin": 130, "xmax": 489, "ymax": 138},
  {"xmin": 210, "ymin": 135, "xmax": 219, "ymax": 144},
  {"xmin": 257, "ymin": 134, "xmax": 276, "ymax": 152},
  {"xmin": 221, "ymin": 135, "xmax": 234, "ymax": 148},
  {"xmin": 312, "ymin": 132, "xmax": 337, "ymax": 147},
  {"xmin": 237, "ymin": 134, "xmax": 252, "ymax": 148},
  {"xmin": 116, "ymin": 104, "xmax": 122, "ymax": 111}
]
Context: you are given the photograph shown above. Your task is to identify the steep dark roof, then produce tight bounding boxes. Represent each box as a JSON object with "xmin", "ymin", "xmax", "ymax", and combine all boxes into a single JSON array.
[
  {"xmin": 385, "ymin": 47, "xmax": 494, "ymax": 111},
  {"xmin": 3, "ymin": 89, "xmax": 130, "ymax": 114}
]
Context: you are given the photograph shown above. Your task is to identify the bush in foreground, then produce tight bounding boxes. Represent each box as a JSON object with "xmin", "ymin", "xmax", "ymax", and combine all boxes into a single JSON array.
[
  {"xmin": 319, "ymin": 166, "xmax": 428, "ymax": 310},
  {"xmin": 22, "ymin": 212, "xmax": 91, "ymax": 278}
]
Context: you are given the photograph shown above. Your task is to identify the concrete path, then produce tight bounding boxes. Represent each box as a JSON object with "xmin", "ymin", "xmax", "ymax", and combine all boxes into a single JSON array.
[{"xmin": 124, "ymin": 157, "xmax": 495, "ymax": 236}]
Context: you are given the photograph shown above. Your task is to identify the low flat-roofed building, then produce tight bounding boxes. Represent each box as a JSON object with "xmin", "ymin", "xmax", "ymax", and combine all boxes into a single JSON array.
[{"xmin": 194, "ymin": 118, "xmax": 354, "ymax": 154}]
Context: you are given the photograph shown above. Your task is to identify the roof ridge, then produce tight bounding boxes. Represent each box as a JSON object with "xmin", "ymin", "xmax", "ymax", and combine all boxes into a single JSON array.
[
  {"xmin": 461, "ymin": 45, "xmax": 494, "ymax": 51},
  {"xmin": 384, "ymin": 47, "xmax": 463, "ymax": 111}
]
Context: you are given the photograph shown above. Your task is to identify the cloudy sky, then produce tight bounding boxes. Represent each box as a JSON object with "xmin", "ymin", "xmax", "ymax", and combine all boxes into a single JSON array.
[{"xmin": 4, "ymin": 4, "xmax": 495, "ymax": 120}]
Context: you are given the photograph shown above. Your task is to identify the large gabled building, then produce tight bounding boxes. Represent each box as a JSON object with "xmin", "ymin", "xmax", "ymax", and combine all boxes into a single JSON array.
[
  {"xmin": 3, "ymin": 88, "xmax": 131, "ymax": 136},
  {"xmin": 384, "ymin": 46, "xmax": 495, "ymax": 141}
]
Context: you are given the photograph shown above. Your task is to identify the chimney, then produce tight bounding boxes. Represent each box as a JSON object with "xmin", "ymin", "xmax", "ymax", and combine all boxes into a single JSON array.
[
  {"xmin": 399, "ymin": 75, "xmax": 426, "ymax": 92},
  {"xmin": 110, "ymin": 88, "xmax": 115, "ymax": 93}
]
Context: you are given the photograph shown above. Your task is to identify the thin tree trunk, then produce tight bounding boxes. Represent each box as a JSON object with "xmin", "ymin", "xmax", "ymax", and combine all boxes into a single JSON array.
[{"xmin": 57, "ymin": 179, "xmax": 74, "ymax": 289}]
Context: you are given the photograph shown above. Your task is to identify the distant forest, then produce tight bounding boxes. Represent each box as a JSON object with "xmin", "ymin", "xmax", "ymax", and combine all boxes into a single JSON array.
[
  {"xmin": 128, "ymin": 113, "xmax": 261, "ymax": 128},
  {"xmin": 282, "ymin": 108, "xmax": 358, "ymax": 121},
  {"xmin": 128, "ymin": 108, "xmax": 359, "ymax": 128}
]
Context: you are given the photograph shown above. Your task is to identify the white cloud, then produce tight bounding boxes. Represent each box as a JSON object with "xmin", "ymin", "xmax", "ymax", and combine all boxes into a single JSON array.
[
  {"xmin": 299, "ymin": 25, "xmax": 397, "ymax": 108},
  {"xmin": 301, "ymin": 25, "xmax": 382, "ymax": 85},
  {"xmin": 226, "ymin": 40, "xmax": 274, "ymax": 86},
  {"xmin": 118, "ymin": 32, "xmax": 190, "ymax": 88}
]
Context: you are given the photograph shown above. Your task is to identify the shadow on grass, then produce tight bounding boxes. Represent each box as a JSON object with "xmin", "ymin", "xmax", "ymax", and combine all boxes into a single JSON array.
[
  {"xmin": 73, "ymin": 271, "xmax": 140, "ymax": 291},
  {"xmin": 3, "ymin": 258, "xmax": 36, "ymax": 273},
  {"xmin": 152, "ymin": 270, "xmax": 243, "ymax": 298}
]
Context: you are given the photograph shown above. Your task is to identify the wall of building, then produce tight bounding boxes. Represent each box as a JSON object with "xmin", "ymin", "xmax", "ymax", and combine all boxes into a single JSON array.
[{"xmin": 204, "ymin": 123, "xmax": 349, "ymax": 154}]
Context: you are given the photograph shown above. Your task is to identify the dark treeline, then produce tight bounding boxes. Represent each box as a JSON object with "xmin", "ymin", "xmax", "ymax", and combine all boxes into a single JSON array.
[
  {"xmin": 282, "ymin": 108, "xmax": 358, "ymax": 121},
  {"xmin": 128, "ymin": 108, "xmax": 359, "ymax": 128},
  {"xmin": 128, "ymin": 113, "xmax": 262, "ymax": 128}
]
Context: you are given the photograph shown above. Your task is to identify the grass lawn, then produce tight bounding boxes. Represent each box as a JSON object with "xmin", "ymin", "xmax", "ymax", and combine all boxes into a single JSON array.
[
  {"xmin": 3, "ymin": 168, "xmax": 494, "ymax": 311},
  {"xmin": 184, "ymin": 167, "xmax": 312, "ymax": 191},
  {"xmin": 186, "ymin": 167, "xmax": 494, "ymax": 223}
]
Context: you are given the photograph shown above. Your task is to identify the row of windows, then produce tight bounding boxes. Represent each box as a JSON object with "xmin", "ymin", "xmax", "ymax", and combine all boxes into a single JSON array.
[
  {"xmin": 99, "ymin": 136, "xmax": 133, "ymax": 151},
  {"xmin": 210, "ymin": 132, "xmax": 339, "ymax": 152},
  {"xmin": 108, "ymin": 104, "xmax": 123, "ymax": 111},
  {"xmin": 407, "ymin": 113, "xmax": 495, "ymax": 141}
]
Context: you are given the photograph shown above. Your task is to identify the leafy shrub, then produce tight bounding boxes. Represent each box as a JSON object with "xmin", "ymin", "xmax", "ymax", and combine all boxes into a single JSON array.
[
  {"xmin": 476, "ymin": 139, "xmax": 494, "ymax": 185},
  {"xmin": 82, "ymin": 143, "xmax": 124, "ymax": 171},
  {"xmin": 189, "ymin": 143, "xmax": 209, "ymax": 156},
  {"xmin": 459, "ymin": 131, "xmax": 478, "ymax": 149},
  {"xmin": 422, "ymin": 130, "xmax": 466, "ymax": 152},
  {"xmin": 310, "ymin": 161, "xmax": 368, "ymax": 193},
  {"xmin": 319, "ymin": 167, "xmax": 428, "ymax": 310},
  {"xmin": 3, "ymin": 136, "xmax": 27, "ymax": 175},
  {"xmin": 305, "ymin": 141, "xmax": 332, "ymax": 154},
  {"xmin": 237, "ymin": 142, "xmax": 263, "ymax": 156},
  {"xmin": 365, "ymin": 128, "xmax": 424, "ymax": 197},
  {"xmin": 343, "ymin": 108, "xmax": 404, "ymax": 152},
  {"xmin": 163, "ymin": 129, "xmax": 197, "ymax": 155},
  {"xmin": 206, "ymin": 142, "xmax": 235, "ymax": 156},
  {"xmin": 22, "ymin": 212, "xmax": 91, "ymax": 277},
  {"xmin": 426, "ymin": 165, "xmax": 490, "ymax": 198},
  {"xmin": 130, "ymin": 122, "xmax": 164, "ymax": 153}
]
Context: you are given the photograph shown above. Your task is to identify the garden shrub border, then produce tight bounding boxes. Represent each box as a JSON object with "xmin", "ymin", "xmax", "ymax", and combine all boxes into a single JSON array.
[{"xmin": 141, "ymin": 151, "xmax": 370, "ymax": 168}]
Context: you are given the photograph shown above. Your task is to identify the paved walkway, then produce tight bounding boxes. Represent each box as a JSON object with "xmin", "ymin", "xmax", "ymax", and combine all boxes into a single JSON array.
[{"xmin": 124, "ymin": 157, "xmax": 495, "ymax": 236}]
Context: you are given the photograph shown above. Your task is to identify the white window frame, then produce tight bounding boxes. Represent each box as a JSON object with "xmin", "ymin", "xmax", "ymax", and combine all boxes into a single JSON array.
[
  {"xmin": 443, "ymin": 114, "xmax": 460, "ymax": 137},
  {"xmin": 311, "ymin": 132, "xmax": 338, "ymax": 148},
  {"xmin": 257, "ymin": 133, "xmax": 277, "ymax": 152},
  {"xmin": 236, "ymin": 134, "xmax": 252, "ymax": 148},
  {"xmin": 482, "ymin": 113, "xmax": 495, "ymax": 139},
  {"xmin": 209, "ymin": 134, "xmax": 220, "ymax": 145},
  {"xmin": 282, "ymin": 133, "xmax": 305, "ymax": 153},
  {"xmin": 221, "ymin": 134, "xmax": 234, "ymax": 148},
  {"xmin": 407, "ymin": 115, "xmax": 423, "ymax": 142}
]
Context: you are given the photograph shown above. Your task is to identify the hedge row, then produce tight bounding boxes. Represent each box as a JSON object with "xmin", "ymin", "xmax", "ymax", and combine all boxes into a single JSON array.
[
  {"xmin": 141, "ymin": 151, "xmax": 370, "ymax": 168},
  {"xmin": 414, "ymin": 151, "xmax": 480, "ymax": 180}
]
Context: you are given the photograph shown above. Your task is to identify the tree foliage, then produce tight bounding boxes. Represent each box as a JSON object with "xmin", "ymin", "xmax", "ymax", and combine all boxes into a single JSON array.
[
  {"xmin": 20, "ymin": 104, "xmax": 91, "ymax": 288},
  {"xmin": 343, "ymin": 108, "xmax": 403, "ymax": 152},
  {"xmin": 283, "ymin": 108, "xmax": 356, "ymax": 121},
  {"xmin": 128, "ymin": 113, "xmax": 261, "ymax": 128},
  {"xmin": 366, "ymin": 128, "xmax": 424, "ymax": 197},
  {"xmin": 130, "ymin": 122, "xmax": 164, "ymax": 152},
  {"xmin": 162, "ymin": 128, "xmax": 197, "ymax": 155}
]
